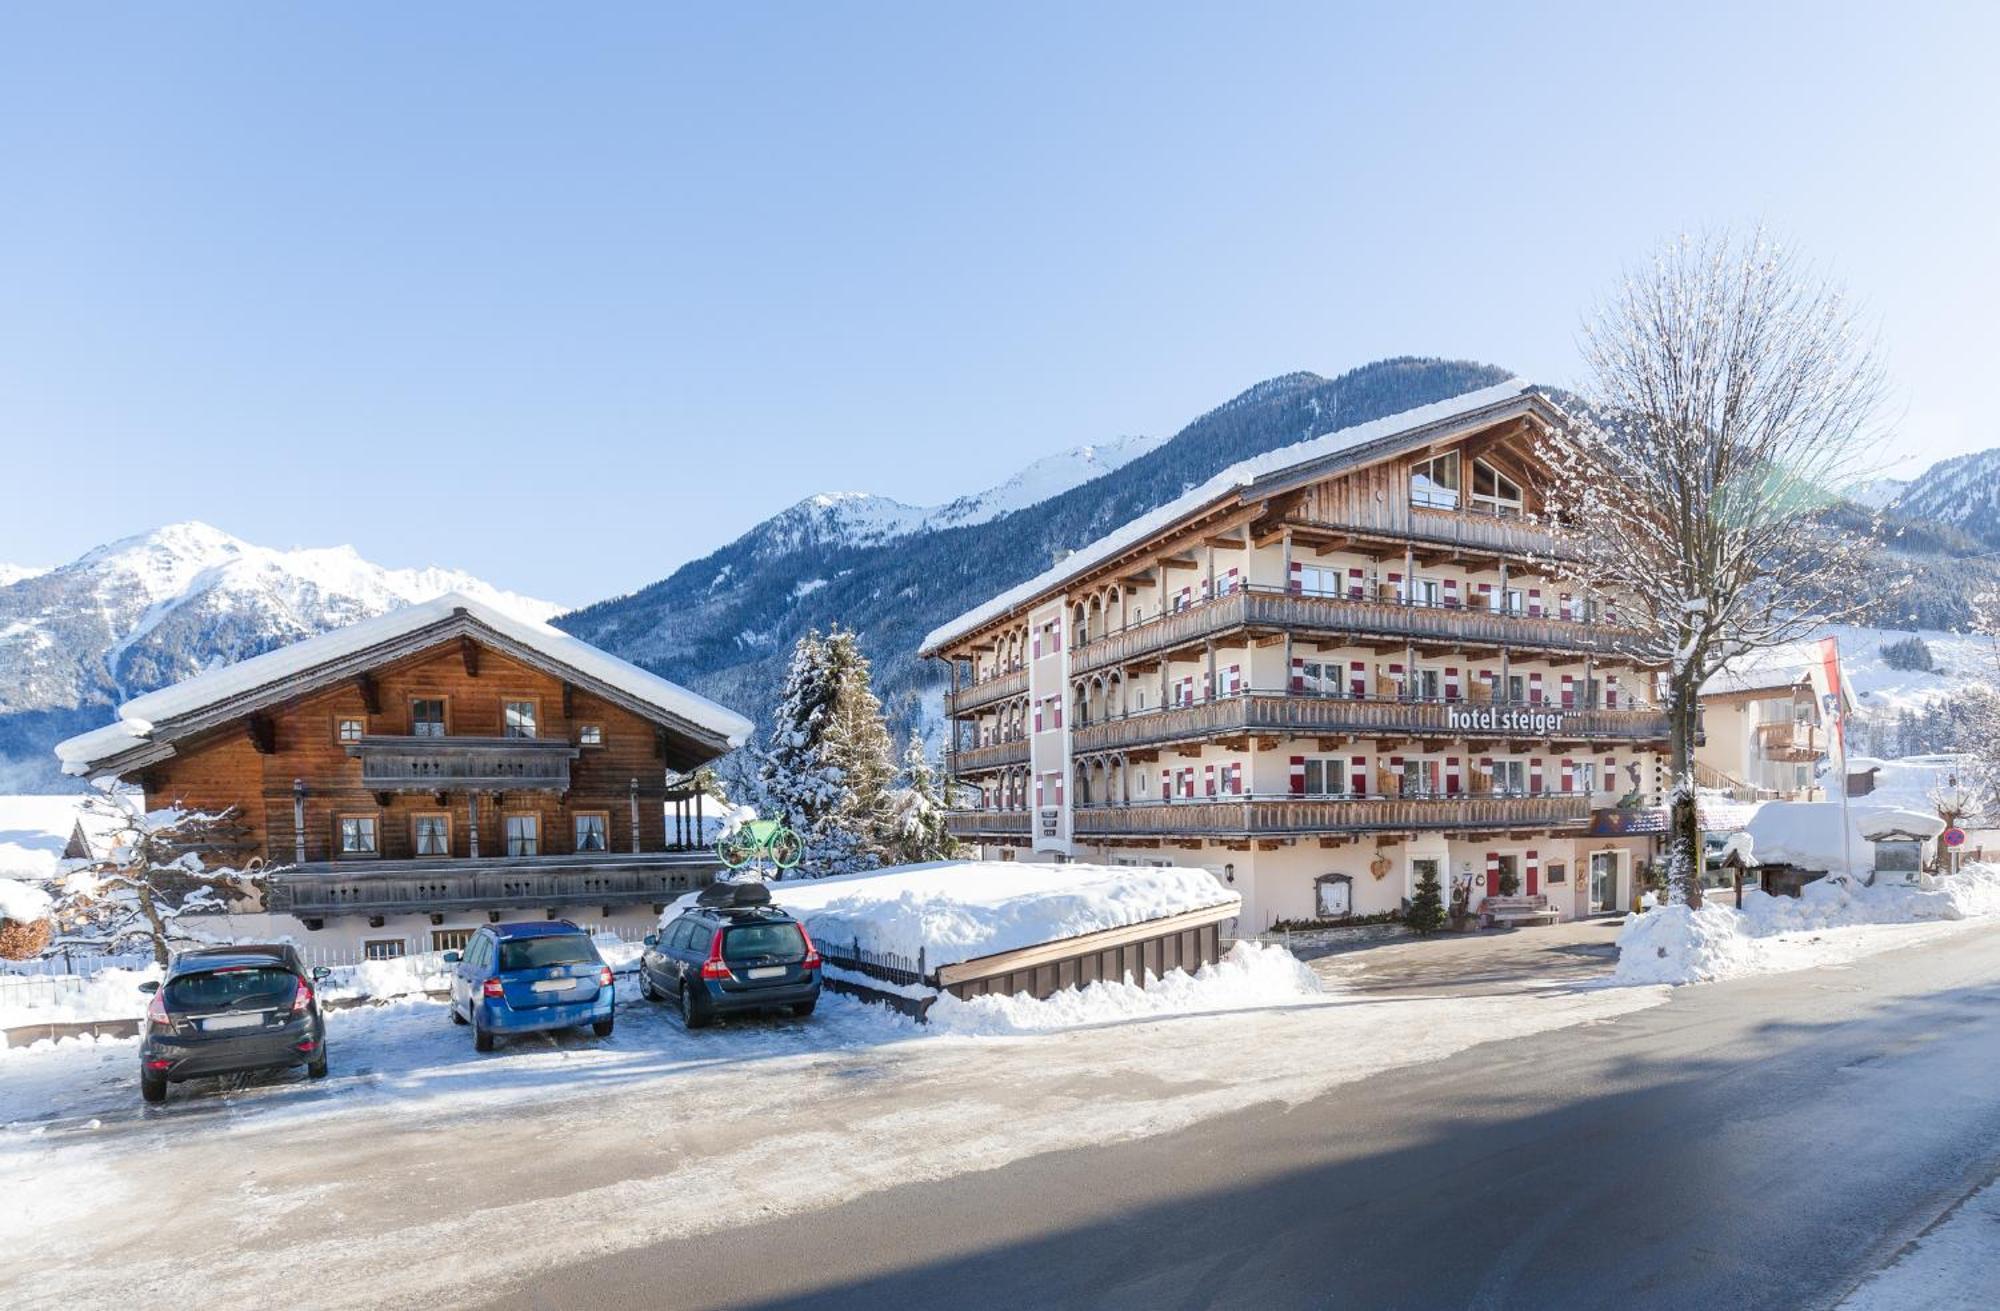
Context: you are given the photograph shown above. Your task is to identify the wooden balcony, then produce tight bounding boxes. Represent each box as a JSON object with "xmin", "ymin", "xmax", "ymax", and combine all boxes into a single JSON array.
[
  {"xmin": 944, "ymin": 810, "xmax": 1034, "ymax": 838},
  {"xmin": 1069, "ymin": 792, "xmax": 1593, "ymax": 838},
  {"xmin": 344, "ymin": 736, "xmax": 581, "ymax": 792},
  {"xmin": 947, "ymin": 739, "xmax": 1031, "ymax": 774},
  {"xmin": 1754, "ymin": 720, "xmax": 1820, "ymax": 762},
  {"xmin": 947, "ymin": 666, "xmax": 1028, "ymax": 715},
  {"xmin": 1070, "ymin": 587, "xmax": 1645, "ymax": 676},
  {"xmin": 268, "ymin": 851, "xmax": 719, "ymax": 916},
  {"xmin": 1071, "ymin": 692, "xmax": 1670, "ymax": 755}
]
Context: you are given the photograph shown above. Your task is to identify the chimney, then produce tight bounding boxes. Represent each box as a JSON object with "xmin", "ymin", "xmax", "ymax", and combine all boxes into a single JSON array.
[{"xmin": 1051, "ymin": 547, "xmax": 1073, "ymax": 567}]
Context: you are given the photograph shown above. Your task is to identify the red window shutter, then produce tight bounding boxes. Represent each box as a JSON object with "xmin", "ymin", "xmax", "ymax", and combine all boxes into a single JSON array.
[
  {"xmin": 1162, "ymin": 773, "xmax": 1171, "ymax": 801},
  {"xmin": 1034, "ymin": 704, "xmax": 1043, "ymax": 733},
  {"xmin": 1485, "ymin": 852, "xmax": 1501, "ymax": 896},
  {"xmin": 1445, "ymin": 667, "xmax": 1460, "ymax": 701},
  {"xmin": 1530, "ymin": 758, "xmax": 1544, "ymax": 792},
  {"xmin": 1443, "ymin": 579, "xmax": 1459, "ymax": 607},
  {"xmin": 1291, "ymin": 658, "xmax": 1305, "ymax": 693},
  {"xmin": 1289, "ymin": 756, "xmax": 1306, "ymax": 796},
  {"xmin": 1034, "ymin": 777, "xmax": 1044, "ymax": 807},
  {"xmin": 1055, "ymin": 777, "xmax": 1064, "ymax": 806},
  {"xmin": 1032, "ymin": 633, "xmax": 1041, "ymax": 660},
  {"xmin": 1560, "ymin": 593, "xmax": 1572, "ymax": 620},
  {"xmin": 1350, "ymin": 661, "xmax": 1366, "ymax": 698},
  {"xmin": 1560, "ymin": 759, "xmax": 1574, "ymax": 791},
  {"xmin": 1526, "ymin": 849, "xmax": 1540, "ymax": 895},
  {"xmin": 1528, "ymin": 589, "xmax": 1542, "ymax": 617},
  {"xmin": 1289, "ymin": 562, "xmax": 1304, "ymax": 595},
  {"xmin": 1351, "ymin": 756, "xmax": 1367, "ymax": 793},
  {"xmin": 1606, "ymin": 675, "xmax": 1619, "ymax": 708},
  {"xmin": 1561, "ymin": 676, "xmax": 1575, "ymax": 710},
  {"xmin": 1348, "ymin": 567, "xmax": 1364, "ymax": 599},
  {"xmin": 1204, "ymin": 764, "xmax": 1216, "ymax": 797},
  {"xmin": 1529, "ymin": 673, "xmax": 1543, "ymax": 705},
  {"xmin": 1445, "ymin": 757, "xmax": 1461, "ymax": 795},
  {"xmin": 1054, "ymin": 701, "xmax": 1063, "ymax": 729}
]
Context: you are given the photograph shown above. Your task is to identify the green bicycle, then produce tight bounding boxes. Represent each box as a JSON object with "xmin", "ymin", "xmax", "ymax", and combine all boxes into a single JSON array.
[{"xmin": 715, "ymin": 816, "xmax": 804, "ymax": 871}]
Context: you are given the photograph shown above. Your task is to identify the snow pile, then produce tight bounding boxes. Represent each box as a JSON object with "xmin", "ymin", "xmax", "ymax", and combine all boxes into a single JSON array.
[
  {"xmin": 1615, "ymin": 862, "xmax": 2000, "ymax": 986},
  {"xmin": 696, "ymin": 861, "xmax": 1238, "ymax": 967},
  {"xmin": 0, "ymin": 965, "xmax": 161, "ymax": 1030},
  {"xmin": 1742, "ymin": 802, "xmax": 1943, "ymax": 875},
  {"xmin": 0, "ymin": 878, "xmax": 52, "ymax": 924},
  {"xmin": 926, "ymin": 941, "xmax": 1328, "ymax": 1034}
]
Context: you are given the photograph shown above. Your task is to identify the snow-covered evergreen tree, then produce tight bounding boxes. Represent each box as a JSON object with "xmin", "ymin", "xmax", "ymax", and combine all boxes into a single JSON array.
[
  {"xmin": 888, "ymin": 734, "xmax": 959, "ymax": 865},
  {"xmin": 1538, "ymin": 230, "xmax": 1883, "ymax": 906},
  {"xmin": 756, "ymin": 627, "xmax": 903, "ymax": 876}
]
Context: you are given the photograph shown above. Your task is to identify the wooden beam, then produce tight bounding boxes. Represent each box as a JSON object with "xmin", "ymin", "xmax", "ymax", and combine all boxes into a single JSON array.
[
  {"xmin": 459, "ymin": 637, "xmax": 480, "ymax": 678},
  {"xmin": 353, "ymin": 673, "xmax": 381, "ymax": 715}
]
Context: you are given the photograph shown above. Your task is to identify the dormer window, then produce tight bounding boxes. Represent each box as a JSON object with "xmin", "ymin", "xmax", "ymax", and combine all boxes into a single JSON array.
[{"xmin": 1410, "ymin": 451, "xmax": 1460, "ymax": 509}]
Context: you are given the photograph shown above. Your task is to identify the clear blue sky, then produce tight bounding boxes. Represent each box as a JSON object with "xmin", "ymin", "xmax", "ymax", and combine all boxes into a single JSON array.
[{"xmin": 3, "ymin": 3, "xmax": 1994, "ymax": 603}]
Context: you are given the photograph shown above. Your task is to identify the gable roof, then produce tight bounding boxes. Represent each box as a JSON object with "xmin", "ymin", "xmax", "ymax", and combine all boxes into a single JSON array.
[
  {"xmin": 55, "ymin": 593, "xmax": 752, "ymax": 779},
  {"xmin": 919, "ymin": 379, "xmax": 1558, "ymax": 654}
]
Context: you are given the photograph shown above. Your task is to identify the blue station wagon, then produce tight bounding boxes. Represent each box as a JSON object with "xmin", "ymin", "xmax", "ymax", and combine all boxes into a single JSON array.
[{"xmin": 444, "ymin": 921, "xmax": 616, "ymax": 1050}]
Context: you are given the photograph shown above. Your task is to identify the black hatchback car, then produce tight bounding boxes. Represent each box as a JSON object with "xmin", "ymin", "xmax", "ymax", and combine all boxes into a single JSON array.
[
  {"xmin": 640, "ymin": 886, "xmax": 821, "ymax": 1028},
  {"xmin": 138, "ymin": 944, "xmax": 331, "ymax": 1103}
]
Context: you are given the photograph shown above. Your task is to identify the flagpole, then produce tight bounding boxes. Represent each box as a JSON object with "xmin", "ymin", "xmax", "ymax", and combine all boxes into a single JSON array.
[{"xmin": 1823, "ymin": 636, "xmax": 1857, "ymax": 883}]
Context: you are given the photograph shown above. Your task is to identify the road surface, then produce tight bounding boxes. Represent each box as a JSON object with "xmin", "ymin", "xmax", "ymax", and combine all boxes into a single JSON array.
[{"xmin": 484, "ymin": 924, "xmax": 2000, "ymax": 1311}]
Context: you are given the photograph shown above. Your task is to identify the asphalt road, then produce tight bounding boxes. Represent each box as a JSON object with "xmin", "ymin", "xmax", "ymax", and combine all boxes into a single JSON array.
[{"xmin": 485, "ymin": 926, "xmax": 2000, "ymax": 1311}]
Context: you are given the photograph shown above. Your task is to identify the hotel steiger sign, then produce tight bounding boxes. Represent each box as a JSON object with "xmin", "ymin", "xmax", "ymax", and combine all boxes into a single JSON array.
[{"xmin": 1446, "ymin": 706, "xmax": 1568, "ymax": 735}]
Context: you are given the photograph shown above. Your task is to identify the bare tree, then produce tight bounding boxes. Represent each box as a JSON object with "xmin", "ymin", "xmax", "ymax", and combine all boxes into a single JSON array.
[
  {"xmin": 1538, "ymin": 230, "xmax": 1884, "ymax": 905},
  {"xmin": 55, "ymin": 788, "xmax": 270, "ymax": 964}
]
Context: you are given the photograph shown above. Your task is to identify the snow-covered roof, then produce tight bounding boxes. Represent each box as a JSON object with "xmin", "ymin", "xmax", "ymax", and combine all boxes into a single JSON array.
[
  {"xmin": 0, "ymin": 792, "xmax": 125, "ymax": 882},
  {"xmin": 1741, "ymin": 802, "xmax": 1944, "ymax": 874},
  {"xmin": 682, "ymin": 860, "xmax": 1239, "ymax": 968},
  {"xmin": 919, "ymin": 380, "xmax": 1545, "ymax": 653},
  {"xmin": 1700, "ymin": 644, "xmax": 1817, "ymax": 697},
  {"xmin": 55, "ymin": 592, "xmax": 752, "ymax": 776}
]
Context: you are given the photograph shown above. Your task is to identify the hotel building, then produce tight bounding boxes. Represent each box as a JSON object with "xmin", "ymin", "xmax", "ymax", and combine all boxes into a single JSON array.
[{"xmin": 921, "ymin": 382, "xmax": 1670, "ymax": 928}]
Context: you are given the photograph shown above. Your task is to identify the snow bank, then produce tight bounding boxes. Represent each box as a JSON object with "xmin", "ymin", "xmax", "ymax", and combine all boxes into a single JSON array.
[
  {"xmin": 691, "ymin": 861, "xmax": 1238, "ymax": 967},
  {"xmin": 927, "ymin": 942, "xmax": 1328, "ymax": 1034},
  {"xmin": 1614, "ymin": 863, "xmax": 2000, "ymax": 986}
]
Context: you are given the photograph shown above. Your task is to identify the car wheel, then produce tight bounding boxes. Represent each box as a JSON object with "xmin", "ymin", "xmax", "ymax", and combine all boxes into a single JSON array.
[
  {"xmin": 473, "ymin": 1020, "xmax": 495, "ymax": 1052},
  {"xmin": 639, "ymin": 972, "xmax": 659, "ymax": 1002},
  {"xmin": 679, "ymin": 982, "xmax": 712, "ymax": 1030},
  {"xmin": 141, "ymin": 1074, "xmax": 167, "ymax": 1104},
  {"xmin": 592, "ymin": 1017, "xmax": 615, "ymax": 1038},
  {"xmin": 790, "ymin": 999, "xmax": 817, "ymax": 1019},
  {"xmin": 307, "ymin": 1055, "xmax": 329, "ymax": 1079},
  {"xmin": 451, "ymin": 999, "xmax": 468, "ymax": 1025}
]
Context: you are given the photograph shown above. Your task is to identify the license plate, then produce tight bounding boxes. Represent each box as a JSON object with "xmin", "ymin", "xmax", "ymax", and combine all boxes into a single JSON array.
[
  {"xmin": 531, "ymin": 979, "xmax": 578, "ymax": 992},
  {"xmin": 203, "ymin": 1013, "xmax": 264, "ymax": 1031},
  {"xmin": 746, "ymin": 966, "xmax": 786, "ymax": 980}
]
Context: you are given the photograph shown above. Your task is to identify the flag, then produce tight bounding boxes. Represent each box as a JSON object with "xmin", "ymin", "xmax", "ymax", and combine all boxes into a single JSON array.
[{"xmin": 1817, "ymin": 636, "xmax": 1848, "ymax": 765}]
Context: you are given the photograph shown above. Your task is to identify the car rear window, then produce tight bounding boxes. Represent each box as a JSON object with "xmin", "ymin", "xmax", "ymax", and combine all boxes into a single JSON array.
[
  {"xmin": 165, "ymin": 967, "xmax": 299, "ymax": 1012},
  {"xmin": 723, "ymin": 922, "xmax": 806, "ymax": 962},
  {"xmin": 498, "ymin": 935, "xmax": 597, "ymax": 971}
]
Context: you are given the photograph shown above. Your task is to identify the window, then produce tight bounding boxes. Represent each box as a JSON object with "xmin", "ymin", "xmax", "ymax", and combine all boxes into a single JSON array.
[
  {"xmin": 431, "ymin": 928, "xmax": 474, "ymax": 953},
  {"xmin": 504, "ymin": 700, "xmax": 538, "ymax": 738},
  {"xmin": 1301, "ymin": 759, "xmax": 1347, "ymax": 796},
  {"xmin": 1410, "ymin": 451, "xmax": 1461, "ymax": 509},
  {"xmin": 505, "ymin": 814, "xmax": 540, "ymax": 857},
  {"xmin": 337, "ymin": 717, "xmax": 365, "ymax": 743},
  {"xmin": 498, "ymin": 934, "xmax": 595, "ymax": 971},
  {"xmin": 578, "ymin": 723, "xmax": 604, "ymax": 746},
  {"xmin": 412, "ymin": 814, "xmax": 451, "ymax": 857},
  {"xmin": 338, "ymin": 815, "xmax": 378, "ymax": 857},
  {"xmin": 364, "ymin": 939, "xmax": 407, "ymax": 960},
  {"xmin": 411, "ymin": 698, "xmax": 446, "ymax": 738},
  {"xmin": 1295, "ymin": 564, "xmax": 1340, "ymax": 597},
  {"xmin": 1470, "ymin": 459, "xmax": 1524, "ymax": 513},
  {"xmin": 574, "ymin": 813, "xmax": 608, "ymax": 853},
  {"xmin": 1545, "ymin": 862, "xmax": 1568, "ymax": 886}
]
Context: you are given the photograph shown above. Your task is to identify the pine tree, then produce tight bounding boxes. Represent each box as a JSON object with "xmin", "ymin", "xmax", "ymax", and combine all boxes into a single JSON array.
[
  {"xmin": 1406, "ymin": 863, "xmax": 1447, "ymax": 935},
  {"xmin": 889, "ymin": 734, "xmax": 959, "ymax": 865},
  {"xmin": 757, "ymin": 631, "xmax": 867, "ymax": 876},
  {"xmin": 822, "ymin": 627, "xmax": 898, "ymax": 861}
]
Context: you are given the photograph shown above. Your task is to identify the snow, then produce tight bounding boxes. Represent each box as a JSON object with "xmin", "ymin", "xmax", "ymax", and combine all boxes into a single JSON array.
[
  {"xmin": 921, "ymin": 379, "xmax": 1539, "ymax": 652},
  {"xmin": 926, "ymin": 941, "xmax": 1326, "ymax": 1034},
  {"xmin": 0, "ymin": 877, "xmax": 52, "ymax": 924},
  {"xmin": 0, "ymin": 792, "xmax": 123, "ymax": 880},
  {"xmin": 0, "ymin": 563, "xmax": 49, "ymax": 588},
  {"xmin": 56, "ymin": 591, "xmax": 753, "ymax": 774},
  {"xmin": 1742, "ymin": 801, "xmax": 1943, "ymax": 875},
  {"xmin": 1836, "ymin": 1176, "xmax": 2000, "ymax": 1309},
  {"xmin": 1705, "ymin": 623, "xmax": 1996, "ymax": 718},
  {"xmin": 1614, "ymin": 862, "xmax": 2000, "ymax": 986},
  {"xmin": 687, "ymin": 861, "xmax": 1238, "ymax": 967}
]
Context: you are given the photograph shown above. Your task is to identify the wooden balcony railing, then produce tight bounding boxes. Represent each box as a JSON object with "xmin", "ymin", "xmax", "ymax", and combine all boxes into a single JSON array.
[
  {"xmin": 944, "ymin": 810, "xmax": 1033, "ymax": 837},
  {"xmin": 947, "ymin": 666, "xmax": 1028, "ymax": 715},
  {"xmin": 1070, "ymin": 587, "xmax": 1645, "ymax": 675},
  {"xmin": 1067, "ymin": 792, "xmax": 1593, "ymax": 837},
  {"xmin": 1070, "ymin": 692, "xmax": 1669, "ymax": 755},
  {"xmin": 269, "ymin": 851, "xmax": 719, "ymax": 916},
  {"xmin": 947, "ymin": 739, "xmax": 1031, "ymax": 774},
  {"xmin": 345, "ymin": 736, "xmax": 581, "ymax": 792},
  {"xmin": 1753, "ymin": 720, "xmax": 1820, "ymax": 762}
]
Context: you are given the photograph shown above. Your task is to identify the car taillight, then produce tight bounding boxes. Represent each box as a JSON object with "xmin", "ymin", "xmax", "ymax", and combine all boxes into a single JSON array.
[
  {"xmin": 598, "ymin": 965, "xmax": 614, "ymax": 987},
  {"xmin": 482, "ymin": 977, "xmax": 504, "ymax": 998},
  {"xmin": 699, "ymin": 928, "xmax": 732, "ymax": 981},
  {"xmin": 146, "ymin": 990, "xmax": 170, "ymax": 1028},
  {"xmin": 291, "ymin": 978, "xmax": 314, "ymax": 1015},
  {"xmin": 798, "ymin": 924, "xmax": 822, "ymax": 971}
]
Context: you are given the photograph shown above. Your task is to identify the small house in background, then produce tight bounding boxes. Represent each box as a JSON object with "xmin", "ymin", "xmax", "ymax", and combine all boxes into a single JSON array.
[
  {"xmin": 1846, "ymin": 764, "xmax": 1881, "ymax": 798},
  {"xmin": 1737, "ymin": 802, "xmax": 1945, "ymax": 895},
  {"xmin": 1696, "ymin": 655, "xmax": 1832, "ymax": 802}
]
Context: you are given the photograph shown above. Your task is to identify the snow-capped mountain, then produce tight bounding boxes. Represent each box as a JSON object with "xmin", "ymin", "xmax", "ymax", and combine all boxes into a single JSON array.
[
  {"xmin": 0, "ymin": 522, "xmax": 556, "ymax": 789},
  {"xmin": 0, "ymin": 564, "xmax": 48, "ymax": 588},
  {"xmin": 740, "ymin": 434, "xmax": 1169, "ymax": 565},
  {"xmin": 1878, "ymin": 450, "xmax": 2000, "ymax": 548},
  {"xmin": 1843, "ymin": 476, "xmax": 1910, "ymax": 510}
]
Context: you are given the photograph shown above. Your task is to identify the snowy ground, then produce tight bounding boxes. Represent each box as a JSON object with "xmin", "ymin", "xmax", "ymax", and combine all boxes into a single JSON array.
[
  {"xmin": 0, "ymin": 949, "xmax": 1668, "ymax": 1309},
  {"xmin": 1838, "ymin": 1175, "xmax": 2000, "ymax": 1310}
]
